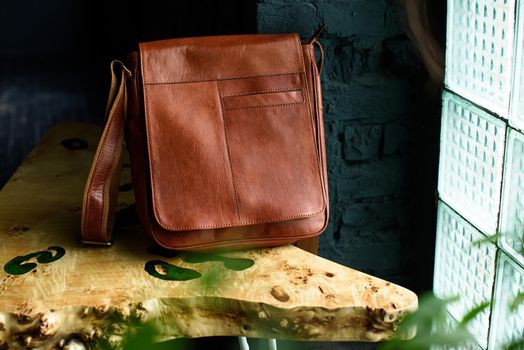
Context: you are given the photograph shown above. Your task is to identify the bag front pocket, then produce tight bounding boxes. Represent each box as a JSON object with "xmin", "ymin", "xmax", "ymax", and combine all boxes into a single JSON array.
[
  {"xmin": 222, "ymin": 89, "xmax": 303, "ymax": 111},
  {"xmin": 220, "ymin": 75, "xmax": 325, "ymax": 225}
]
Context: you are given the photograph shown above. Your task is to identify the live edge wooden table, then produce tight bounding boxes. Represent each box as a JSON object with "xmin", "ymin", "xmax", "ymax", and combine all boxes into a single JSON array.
[{"xmin": 0, "ymin": 123, "xmax": 417, "ymax": 350}]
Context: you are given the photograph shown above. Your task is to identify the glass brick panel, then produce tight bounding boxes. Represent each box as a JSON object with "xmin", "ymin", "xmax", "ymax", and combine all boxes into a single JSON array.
[
  {"xmin": 489, "ymin": 254, "xmax": 524, "ymax": 349},
  {"xmin": 433, "ymin": 202, "xmax": 496, "ymax": 348},
  {"xmin": 431, "ymin": 342, "xmax": 483, "ymax": 350},
  {"xmin": 431, "ymin": 344, "xmax": 483, "ymax": 350},
  {"xmin": 500, "ymin": 129, "xmax": 524, "ymax": 266},
  {"xmin": 431, "ymin": 312, "xmax": 484, "ymax": 350},
  {"xmin": 445, "ymin": 0, "xmax": 516, "ymax": 116},
  {"xmin": 438, "ymin": 92, "xmax": 506, "ymax": 234},
  {"xmin": 510, "ymin": 0, "xmax": 524, "ymax": 130}
]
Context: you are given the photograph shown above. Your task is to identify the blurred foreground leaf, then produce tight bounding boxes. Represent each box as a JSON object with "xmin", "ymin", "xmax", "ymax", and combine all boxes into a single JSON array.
[
  {"xmin": 458, "ymin": 301, "xmax": 490, "ymax": 328},
  {"xmin": 379, "ymin": 293, "xmax": 477, "ymax": 350},
  {"xmin": 510, "ymin": 292, "xmax": 524, "ymax": 312},
  {"xmin": 380, "ymin": 330, "xmax": 472, "ymax": 350},
  {"xmin": 506, "ymin": 338, "xmax": 524, "ymax": 350},
  {"xmin": 472, "ymin": 232, "xmax": 503, "ymax": 246},
  {"xmin": 122, "ymin": 322, "xmax": 161, "ymax": 350}
]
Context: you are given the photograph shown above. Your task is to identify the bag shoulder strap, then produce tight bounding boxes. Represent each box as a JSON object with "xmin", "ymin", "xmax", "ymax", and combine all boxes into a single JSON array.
[{"xmin": 80, "ymin": 60, "xmax": 131, "ymax": 245}]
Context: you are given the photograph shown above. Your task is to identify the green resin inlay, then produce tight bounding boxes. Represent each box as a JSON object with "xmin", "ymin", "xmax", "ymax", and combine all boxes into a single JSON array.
[
  {"xmin": 183, "ymin": 252, "xmax": 254, "ymax": 271},
  {"xmin": 3, "ymin": 246, "xmax": 66, "ymax": 275},
  {"xmin": 144, "ymin": 247, "xmax": 254, "ymax": 281}
]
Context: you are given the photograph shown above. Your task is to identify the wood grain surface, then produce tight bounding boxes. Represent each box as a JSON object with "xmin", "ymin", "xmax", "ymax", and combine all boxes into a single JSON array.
[{"xmin": 0, "ymin": 123, "xmax": 417, "ymax": 349}]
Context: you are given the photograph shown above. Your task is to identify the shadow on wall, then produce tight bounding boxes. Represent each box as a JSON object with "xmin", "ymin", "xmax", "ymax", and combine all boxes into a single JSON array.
[{"xmin": 0, "ymin": 0, "xmax": 256, "ymax": 187}]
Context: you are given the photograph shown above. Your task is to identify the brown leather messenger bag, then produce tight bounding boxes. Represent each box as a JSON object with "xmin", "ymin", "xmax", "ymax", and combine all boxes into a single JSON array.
[{"xmin": 81, "ymin": 32, "xmax": 329, "ymax": 251}]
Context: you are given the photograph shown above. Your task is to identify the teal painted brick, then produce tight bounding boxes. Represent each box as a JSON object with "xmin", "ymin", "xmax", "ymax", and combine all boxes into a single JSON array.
[
  {"xmin": 324, "ymin": 233, "xmax": 404, "ymax": 276},
  {"xmin": 317, "ymin": 0, "xmax": 387, "ymax": 37},
  {"xmin": 342, "ymin": 198, "xmax": 407, "ymax": 232},
  {"xmin": 384, "ymin": 122, "xmax": 409, "ymax": 155},
  {"xmin": 257, "ymin": 0, "xmax": 319, "ymax": 36},
  {"xmin": 343, "ymin": 124, "xmax": 383, "ymax": 161},
  {"xmin": 322, "ymin": 35, "xmax": 383, "ymax": 82},
  {"xmin": 333, "ymin": 157, "xmax": 407, "ymax": 201},
  {"xmin": 323, "ymin": 77, "xmax": 411, "ymax": 122}
]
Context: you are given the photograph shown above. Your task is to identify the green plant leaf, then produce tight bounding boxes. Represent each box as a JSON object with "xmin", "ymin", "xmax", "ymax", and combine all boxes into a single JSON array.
[
  {"xmin": 379, "ymin": 292, "xmax": 476, "ymax": 350},
  {"xmin": 198, "ymin": 264, "xmax": 223, "ymax": 292},
  {"xmin": 509, "ymin": 292, "xmax": 524, "ymax": 312},
  {"xmin": 380, "ymin": 329, "xmax": 473, "ymax": 350},
  {"xmin": 506, "ymin": 338, "xmax": 524, "ymax": 350},
  {"xmin": 472, "ymin": 232, "xmax": 503, "ymax": 246},
  {"xmin": 396, "ymin": 292, "xmax": 458, "ymax": 335},
  {"xmin": 121, "ymin": 323, "xmax": 170, "ymax": 350},
  {"xmin": 458, "ymin": 301, "xmax": 491, "ymax": 328}
]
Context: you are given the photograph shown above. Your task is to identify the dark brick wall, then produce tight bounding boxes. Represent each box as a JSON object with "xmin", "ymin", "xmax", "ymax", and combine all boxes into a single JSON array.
[{"xmin": 258, "ymin": 0, "xmax": 428, "ymax": 286}]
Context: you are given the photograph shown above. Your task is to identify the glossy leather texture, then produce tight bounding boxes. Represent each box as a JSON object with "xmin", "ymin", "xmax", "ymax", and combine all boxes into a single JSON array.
[{"xmin": 82, "ymin": 33, "xmax": 328, "ymax": 251}]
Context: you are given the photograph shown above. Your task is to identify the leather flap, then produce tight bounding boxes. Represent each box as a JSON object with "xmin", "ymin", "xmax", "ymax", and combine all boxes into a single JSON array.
[
  {"xmin": 140, "ymin": 34, "xmax": 304, "ymax": 84},
  {"xmin": 139, "ymin": 34, "xmax": 325, "ymax": 231}
]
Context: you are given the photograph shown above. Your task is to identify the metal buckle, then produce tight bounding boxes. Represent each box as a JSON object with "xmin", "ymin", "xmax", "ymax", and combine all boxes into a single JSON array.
[{"xmin": 81, "ymin": 239, "xmax": 112, "ymax": 246}]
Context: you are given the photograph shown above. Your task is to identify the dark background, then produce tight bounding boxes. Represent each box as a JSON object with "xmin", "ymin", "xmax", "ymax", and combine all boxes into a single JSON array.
[{"xmin": 0, "ymin": 1, "xmax": 445, "ymax": 348}]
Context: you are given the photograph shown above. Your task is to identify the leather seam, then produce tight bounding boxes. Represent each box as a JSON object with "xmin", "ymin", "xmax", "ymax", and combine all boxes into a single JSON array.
[
  {"xmin": 143, "ymin": 71, "xmax": 305, "ymax": 85},
  {"xmin": 216, "ymin": 80, "xmax": 242, "ymax": 222},
  {"xmin": 295, "ymin": 33, "xmax": 306, "ymax": 74},
  {"xmin": 151, "ymin": 228, "xmax": 324, "ymax": 250},
  {"xmin": 223, "ymin": 101, "xmax": 304, "ymax": 112},
  {"xmin": 148, "ymin": 208, "xmax": 326, "ymax": 231},
  {"xmin": 221, "ymin": 87, "xmax": 302, "ymax": 98},
  {"xmin": 302, "ymin": 47, "xmax": 327, "ymax": 212},
  {"xmin": 140, "ymin": 50, "xmax": 161, "ymax": 234},
  {"xmin": 310, "ymin": 56, "xmax": 329, "ymax": 204}
]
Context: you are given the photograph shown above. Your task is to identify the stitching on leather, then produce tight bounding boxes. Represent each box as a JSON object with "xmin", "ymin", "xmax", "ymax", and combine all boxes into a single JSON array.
[
  {"xmin": 221, "ymin": 87, "xmax": 302, "ymax": 98},
  {"xmin": 151, "ymin": 210, "xmax": 325, "ymax": 236},
  {"xmin": 310, "ymin": 56, "xmax": 329, "ymax": 202},
  {"xmin": 141, "ymin": 56, "xmax": 161, "ymax": 233},
  {"xmin": 143, "ymin": 71, "xmax": 305, "ymax": 85},
  {"xmin": 150, "ymin": 206, "xmax": 326, "ymax": 231},
  {"xmin": 224, "ymin": 101, "xmax": 304, "ymax": 112},
  {"xmin": 152, "ymin": 230, "xmax": 324, "ymax": 250},
  {"xmin": 217, "ymin": 81, "xmax": 242, "ymax": 222},
  {"xmin": 295, "ymin": 33, "xmax": 306, "ymax": 72},
  {"xmin": 302, "ymin": 47, "xmax": 328, "ymax": 210}
]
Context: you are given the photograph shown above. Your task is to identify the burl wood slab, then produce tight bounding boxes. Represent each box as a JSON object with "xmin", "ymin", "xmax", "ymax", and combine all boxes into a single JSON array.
[{"xmin": 0, "ymin": 123, "xmax": 417, "ymax": 349}]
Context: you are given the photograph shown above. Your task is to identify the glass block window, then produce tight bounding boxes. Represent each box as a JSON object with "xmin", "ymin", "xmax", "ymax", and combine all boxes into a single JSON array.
[
  {"xmin": 432, "ymin": 342, "xmax": 483, "ymax": 350},
  {"xmin": 431, "ymin": 312, "xmax": 484, "ymax": 350},
  {"xmin": 438, "ymin": 92, "xmax": 506, "ymax": 234},
  {"xmin": 488, "ymin": 254, "xmax": 524, "ymax": 349},
  {"xmin": 510, "ymin": 0, "xmax": 524, "ymax": 130},
  {"xmin": 434, "ymin": 202, "xmax": 496, "ymax": 348},
  {"xmin": 433, "ymin": 344, "xmax": 483, "ymax": 350},
  {"xmin": 500, "ymin": 129, "xmax": 524, "ymax": 266},
  {"xmin": 445, "ymin": 0, "xmax": 516, "ymax": 116},
  {"xmin": 437, "ymin": 0, "xmax": 524, "ymax": 349}
]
